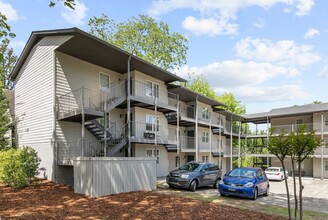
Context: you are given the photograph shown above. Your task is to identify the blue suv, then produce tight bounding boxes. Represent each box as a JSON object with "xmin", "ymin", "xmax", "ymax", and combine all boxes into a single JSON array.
[{"xmin": 166, "ymin": 162, "xmax": 222, "ymax": 192}]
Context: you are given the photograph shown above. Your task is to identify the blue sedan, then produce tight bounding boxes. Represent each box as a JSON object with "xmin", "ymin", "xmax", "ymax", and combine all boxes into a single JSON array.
[{"xmin": 218, "ymin": 167, "xmax": 270, "ymax": 200}]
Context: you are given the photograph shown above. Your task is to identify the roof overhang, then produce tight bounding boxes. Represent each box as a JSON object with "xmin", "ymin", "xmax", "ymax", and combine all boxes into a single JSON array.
[
  {"xmin": 168, "ymin": 85, "xmax": 226, "ymax": 108},
  {"xmin": 10, "ymin": 28, "xmax": 186, "ymax": 84}
]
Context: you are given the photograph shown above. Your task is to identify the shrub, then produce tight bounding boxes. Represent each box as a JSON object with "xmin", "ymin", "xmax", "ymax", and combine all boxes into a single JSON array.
[{"xmin": 0, "ymin": 146, "xmax": 40, "ymax": 188}]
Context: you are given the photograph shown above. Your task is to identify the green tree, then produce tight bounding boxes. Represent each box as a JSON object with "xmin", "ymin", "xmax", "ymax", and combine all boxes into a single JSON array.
[
  {"xmin": 88, "ymin": 14, "xmax": 188, "ymax": 71},
  {"xmin": 49, "ymin": 0, "xmax": 75, "ymax": 9},
  {"xmin": 217, "ymin": 93, "xmax": 246, "ymax": 115},
  {"xmin": 185, "ymin": 74, "xmax": 217, "ymax": 99},
  {"xmin": 268, "ymin": 129, "xmax": 292, "ymax": 220},
  {"xmin": 289, "ymin": 126, "xmax": 321, "ymax": 220}
]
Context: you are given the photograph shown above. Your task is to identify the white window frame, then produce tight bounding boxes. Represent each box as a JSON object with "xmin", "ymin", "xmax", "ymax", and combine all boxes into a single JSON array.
[
  {"xmin": 202, "ymin": 131, "xmax": 209, "ymax": 143},
  {"xmin": 146, "ymin": 114, "xmax": 159, "ymax": 132},
  {"xmin": 296, "ymin": 119, "xmax": 304, "ymax": 125},
  {"xmin": 202, "ymin": 155, "xmax": 209, "ymax": 162},
  {"xmin": 202, "ymin": 108, "xmax": 209, "ymax": 120},
  {"xmin": 146, "ymin": 148, "xmax": 160, "ymax": 163},
  {"xmin": 324, "ymin": 138, "xmax": 328, "ymax": 148},
  {"xmin": 99, "ymin": 72, "xmax": 110, "ymax": 91},
  {"xmin": 146, "ymin": 80, "xmax": 159, "ymax": 98}
]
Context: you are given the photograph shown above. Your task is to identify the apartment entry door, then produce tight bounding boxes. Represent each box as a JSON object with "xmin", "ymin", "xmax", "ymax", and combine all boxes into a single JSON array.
[
  {"xmin": 187, "ymin": 155, "xmax": 195, "ymax": 162},
  {"xmin": 187, "ymin": 130, "xmax": 195, "ymax": 150}
]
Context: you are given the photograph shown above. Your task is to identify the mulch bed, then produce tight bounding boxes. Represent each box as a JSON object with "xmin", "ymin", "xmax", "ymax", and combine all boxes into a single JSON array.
[{"xmin": 0, "ymin": 180, "xmax": 286, "ymax": 219}]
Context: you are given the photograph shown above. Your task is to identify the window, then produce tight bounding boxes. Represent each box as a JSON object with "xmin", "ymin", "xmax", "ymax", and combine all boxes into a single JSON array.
[
  {"xmin": 146, "ymin": 115, "xmax": 159, "ymax": 132},
  {"xmin": 146, "ymin": 149, "xmax": 160, "ymax": 163},
  {"xmin": 202, "ymin": 156, "xmax": 209, "ymax": 162},
  {"xmin": 324, "ymin": 138, "xmax": 328, "ymax": 148},
  {"xmin": 146, "ymin": 80, "xmax": 159, "ymax": 98},
  {"xmin": 175, "ymin": 156, "xmax": 180, "ymax": 168},
  {"xmin": 202, "ymin": 108, "xmax": 209, "ymax": 119},
  {"xmin": 202, "ymin": 131, "xmax": 209, "ymax": 143},
  {"xmin": 99, "ymin": 73, "xmax": 110, "ymax": 91},
  {"xmin": 325, "ymin": 116, "xmax": 328, "ymax": 126},
  {"xmin": 295, "ymin": 162, "xmax": 304, "ymax": 170},
  {"xmin": 325, "ymin": 160, "xmax": 328, "ymax": 171},
  {"xmin": 296, "ymin": 119, "xmax": 304, "ymax": 125}
]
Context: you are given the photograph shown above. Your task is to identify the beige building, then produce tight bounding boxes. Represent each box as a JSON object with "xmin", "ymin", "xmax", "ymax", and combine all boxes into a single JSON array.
[
  {"xmin": 10, "ymin": 28, "xmax": 237, "ymax": 185},
  {"xmin": 244, "ymin": 104, "xmax": 328, "ymax": 179}
]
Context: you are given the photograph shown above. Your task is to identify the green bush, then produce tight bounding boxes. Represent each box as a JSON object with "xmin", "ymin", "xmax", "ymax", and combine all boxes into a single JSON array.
[{"xmin": 0, "ymin": 146, "xmax": 40, "ymax": 188}]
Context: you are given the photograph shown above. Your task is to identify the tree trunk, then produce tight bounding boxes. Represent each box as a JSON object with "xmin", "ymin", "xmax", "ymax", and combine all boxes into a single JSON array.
[
  {"xmin": 291, "ymin": 158, "xmax": 298, "ymax": 219},
  {"xmin": 298, "ymin": 161, "xmax": 304, "ymax": 220},
  {"xmin": 281, "ymin": 162, "xmax": 292, "ymax": 220}
]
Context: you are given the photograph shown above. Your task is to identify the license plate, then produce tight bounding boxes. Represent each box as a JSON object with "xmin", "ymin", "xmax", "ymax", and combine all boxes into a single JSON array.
[{"xmin": 228, "ymin": 188, "xmax": 235, "ymax": 192}]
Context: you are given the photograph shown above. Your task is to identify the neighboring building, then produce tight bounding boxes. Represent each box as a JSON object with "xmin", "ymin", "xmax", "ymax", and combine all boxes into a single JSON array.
[
  {"xmin": 10, "ymin": 28, "xmax": 237, "ymax": 184},
  {"xmin": 243, "ymin": 104, "xmax": 328, "ymax": 179}
]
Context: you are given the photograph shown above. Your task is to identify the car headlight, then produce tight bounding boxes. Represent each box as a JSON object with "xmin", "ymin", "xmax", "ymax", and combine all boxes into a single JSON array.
[
  {"xmin": 180, "ymin": 174, "xmax": 189, "ymax": 179},
  {"xmin": 244, "ymin": 182, "xmax": 254, "ymax": 187}
]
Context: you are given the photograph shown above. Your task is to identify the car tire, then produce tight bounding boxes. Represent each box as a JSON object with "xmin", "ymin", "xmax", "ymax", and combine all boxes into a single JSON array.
[
  {"xmin": 264, "ymin": 186, "xmax": 269, "ymax": 196},
  {"xmin": 189, "ymin": 180, "xmax": 197, "ymax": 192},
  {"xmin": 213, "ymin": 178, "xmax": 220, "ymax": 189},
  {"xmin": 220, "ymin": 193, "xmax": 226, "ymax": 197},
  {"xmin": 252, "ymin": 187, "xmax": 258, "ymax": 200},
  {"xmin": 168, "ymin": 184, "xmax": 174, "ymax": 188}
]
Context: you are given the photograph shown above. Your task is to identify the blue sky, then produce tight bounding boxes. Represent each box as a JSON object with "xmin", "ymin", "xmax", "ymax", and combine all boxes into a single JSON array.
[{"xmin": 2, "ymin": 0, "xmax": 328, "ymax": 113}]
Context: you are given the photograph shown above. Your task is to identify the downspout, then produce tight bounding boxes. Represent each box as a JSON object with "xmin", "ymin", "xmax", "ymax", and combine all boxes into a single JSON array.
[
  {"xmin": 52, "ymin": 51, "xmax": 57, "ymax": 182},
  {"xmin": 127, "ymin": 55, "xmax": 131, "ymax": 157},
  {"xmin": 230, "ymin": 113, "xmax": 233, "ymax": 170},
  {"xmin": 321, "ymin": 112, "xmax": 324, "ymax": 180},
  {"xmin": 155, "ymin": 97, "xmax": 158, "ymax": 164},
  {"xmin": 195, "ymin": 95, "xmax": 199, "ymax": 161},
  {"xmin": 81, "ymin": 85, "xmax": 85, "ymax": 156},
  {"xmin": 219, "ymin": 115, "xmax": 222, "ymax": 169}
]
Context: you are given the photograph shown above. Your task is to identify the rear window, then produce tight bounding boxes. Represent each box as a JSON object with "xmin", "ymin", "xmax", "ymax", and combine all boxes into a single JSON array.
[
  {"xmin": 179, "ymin": 163, "xmax": 201, "ymax": 171},
  {"xmin": 266, "ymin": 168, "xmax": 279, "ymax": 172}
]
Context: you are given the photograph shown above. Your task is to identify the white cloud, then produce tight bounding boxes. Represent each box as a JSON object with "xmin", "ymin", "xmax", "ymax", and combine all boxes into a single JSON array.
[
  {"xmin": 215, "ymin": 85, "xmax": 310, "ymax": 103},
  {"xmin": 9, "ymin": 40, "xmax": 25, "ymax": 53},
  {"xmin": 0, "ymin": 1, "xmax": 19, "ymax": 21},
  {"xmin": 182, "ymin": 16, "xmax": 238, "ymax": 36},
  {"xmin": 253, "ymin": 18, "xmax": 265, "ymax": 28},
  {"xmin": 317, "ymin": 65, "xmax": 328, "ymax": 77},
  {"xmin": 148, "ymin": 0, "xmax": 314, "ymax": 36},
  {"xmin": 304, "ymin": 28, "xmax": 319, "ymax": 39},
  {"xmin": 235, "ymin": 37, "xmax": 321, "ymax": 66},
  {"xmin": 61, "ymin": 0, "xmax": 88, "ymax": 25},
  {"xmin": 295, "ymin": 0, "xmax": 315, "ymax": 16},
  {"xmin": 175, "ymin": 60, "xmax": 299, "ymax": 88}
]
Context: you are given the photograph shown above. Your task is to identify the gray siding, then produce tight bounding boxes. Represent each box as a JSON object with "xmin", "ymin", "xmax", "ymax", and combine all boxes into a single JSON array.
[
  {"xmin": 74, "ymin": 157, "xmax": 156, "ymax": 197},
  {"xmin": 14, "ymin": 36, "xmax": 72, "ymax": 181}
]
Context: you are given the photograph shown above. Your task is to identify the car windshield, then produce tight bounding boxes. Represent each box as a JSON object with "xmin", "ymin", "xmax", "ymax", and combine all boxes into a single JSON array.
[
  {"xmin": 228, "ymin": 168, "xmax": 256, "ymax": 178},
  {"xmin": 179, "ymin": 163, "xmax": 201, "ymax": 171},
  {"xmin": 266, "ymin": 168, "xmax": 279, "ymax": 172}
]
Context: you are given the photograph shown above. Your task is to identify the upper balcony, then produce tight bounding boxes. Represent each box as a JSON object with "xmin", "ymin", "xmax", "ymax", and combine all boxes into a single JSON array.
[
  {"xmin": 131, "ymin": 121, "xmax": 177, "ymax": 145},
  {"xmin": 130, "ymin": 80, "xmax": 178, "ymax": 113},
  {"xmin": 57, "ymin": 87, "xmax": 105, "ymax": 122}
]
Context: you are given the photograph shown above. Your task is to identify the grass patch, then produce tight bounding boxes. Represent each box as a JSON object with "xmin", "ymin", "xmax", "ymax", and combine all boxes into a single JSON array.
[{"xmin": 157, "ymin": 182, "xmax": 328, "ymax": 220}]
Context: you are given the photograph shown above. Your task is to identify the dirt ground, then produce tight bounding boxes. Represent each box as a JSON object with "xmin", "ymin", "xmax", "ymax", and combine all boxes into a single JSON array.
[{"xmin": 0, "ymin": 180, "xmax": 286, "ymax": 220}]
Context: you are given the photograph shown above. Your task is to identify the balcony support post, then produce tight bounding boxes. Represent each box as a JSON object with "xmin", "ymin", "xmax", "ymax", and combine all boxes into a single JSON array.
[
  {"xmin": 266, "ymin": 117, "xmax": 269, "ymax": 168},
  {"xmin": 230, "ymin": 113, "xmax": 233, "ymax": 170},
  {"xmin": 176, "ymin": 95, "xmax": 180, "ymax": 155},
  {"xmin": 81, "ymin": 86, "xmax": 85, "ymax": 156},
  {"xmin": 127, "ymin": 56, "xmax": 131, "ymax": 157},
  {"xmin": 195, "ymin": 95, "xmax": 199, "ymax": 161},
  {"xmin": 209, "ymin": 111, "xmax": 212, "ymax": 163},
  {"xmin": 238, "ymin": 116, "xmax": 241, "ymax": 167},
  {"xmin": 155, "ymin": 97, "xmax": 158, "ymax": 163},
  {"xmin": 321, "ymin": 112, "xmax": 324, "ymax": 180},
  {"xmin": 219, "ymin": 115, "xmax": 222, "ymax": 169}
]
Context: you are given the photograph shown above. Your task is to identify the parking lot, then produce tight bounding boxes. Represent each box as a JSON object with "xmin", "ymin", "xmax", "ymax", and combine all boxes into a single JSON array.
[{"xmin": 157, "ymin": 177, "xmax": 328, "ymax": 214}]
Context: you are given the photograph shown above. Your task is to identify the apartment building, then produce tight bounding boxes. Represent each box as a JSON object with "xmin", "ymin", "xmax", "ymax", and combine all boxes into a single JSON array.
[
  {"xmin": 244, "ymin": 104, "xmax": 328, "ymax": 179},
  {"xmin": 10, "ymin": 28, "xmax": 238, "ymax": 185}
]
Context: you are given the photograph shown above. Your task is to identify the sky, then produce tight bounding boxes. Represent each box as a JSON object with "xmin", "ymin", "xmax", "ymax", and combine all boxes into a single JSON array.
[{"xmin": 2, "ymin": 0, "xmax": 328, "ymax": 114}]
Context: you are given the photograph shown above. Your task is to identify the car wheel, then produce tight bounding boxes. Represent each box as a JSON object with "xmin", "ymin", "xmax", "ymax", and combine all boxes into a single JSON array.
[
  {"xmin": 220, "ymin": 193, "xmax": 226, "ymax": 197},
  {"xmin": 264, "ymin": 185, "xmax": 269, "ymax": 196},
  {"xmin": 213, "ymin": 178, "xmax": 220, "ymax": 189},
  {"xmin": 252, "ymin": 187, "xmax": 258, "ymax": 200},
  {"xmin": 168, "ymin": 184, "xmax": 174, "ymax": 188},
  {"xmin": 189, "ymin": 180, "xmax": 197, "ymax": 192}
]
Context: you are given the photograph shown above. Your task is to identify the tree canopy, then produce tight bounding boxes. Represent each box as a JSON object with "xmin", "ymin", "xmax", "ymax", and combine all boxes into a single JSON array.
[
  {"xmin": 88, "ymin": 14, "xmax": 188, "ymax": 71},
  {"xmin": 184, "ymin": 73, "xmax": 246, "ymax": 114}
]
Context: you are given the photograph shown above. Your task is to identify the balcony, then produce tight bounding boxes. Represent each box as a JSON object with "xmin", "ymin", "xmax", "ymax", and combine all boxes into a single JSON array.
[
  {"xmin": 57, "ymin": 87, "xmax": 104, "ymax": 122},
  {"xmin": 131, "ymin": 121, "xmax": 177, "ymax": 145},
  {"xmin": 130, "ymin": 80, "xmax": 178, "ymax": 113}
]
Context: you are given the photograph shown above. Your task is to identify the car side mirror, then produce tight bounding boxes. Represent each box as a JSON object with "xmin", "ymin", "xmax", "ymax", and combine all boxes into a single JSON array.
[{"xmin": 224, "ymin": 173, "xmax": 227, "ymax": 177}]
